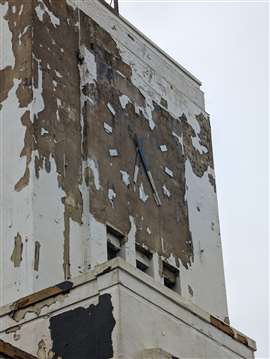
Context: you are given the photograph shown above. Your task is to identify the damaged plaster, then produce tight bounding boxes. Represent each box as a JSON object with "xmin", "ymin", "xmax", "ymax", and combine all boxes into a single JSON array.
[{"xmin": 10, "ymin": 233, "xmax": 23, "ymax": 268}]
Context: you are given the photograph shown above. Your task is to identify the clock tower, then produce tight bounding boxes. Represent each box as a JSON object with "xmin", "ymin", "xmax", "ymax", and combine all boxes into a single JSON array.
[{"xmin": 0, "ymin": 0, "xmax": 256, "ymax": 358}]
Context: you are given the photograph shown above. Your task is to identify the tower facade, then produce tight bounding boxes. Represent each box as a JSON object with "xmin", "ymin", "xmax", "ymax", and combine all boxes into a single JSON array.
[{"xmin": 0, "ymin": 1, "xmax": 256, "ymax": 358}]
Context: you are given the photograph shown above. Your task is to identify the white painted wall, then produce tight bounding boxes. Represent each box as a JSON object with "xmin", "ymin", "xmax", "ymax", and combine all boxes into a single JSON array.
[{"xmin": 0, "ymin": 3, "xmax": 34, "ymax": 305}]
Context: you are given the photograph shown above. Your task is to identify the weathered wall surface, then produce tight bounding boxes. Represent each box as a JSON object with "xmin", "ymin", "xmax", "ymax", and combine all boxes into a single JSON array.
[
  {"xmin": 1, "ymin": 0, "xmax": 228, "ymax": 321},
  {"xmin": 0, "ymin": 261, "xmax": 256, "ymax": 359}
]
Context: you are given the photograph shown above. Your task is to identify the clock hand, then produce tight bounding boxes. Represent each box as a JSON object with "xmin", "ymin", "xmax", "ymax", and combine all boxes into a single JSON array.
[{"xmin": 134, "ymin": 136, "xmax": 162, "ymax": 207}]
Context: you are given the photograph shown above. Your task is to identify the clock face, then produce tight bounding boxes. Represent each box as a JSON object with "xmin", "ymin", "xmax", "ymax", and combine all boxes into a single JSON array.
[{"xmin": 81, "ymin": 13, "xmax": 194, "ymax": 268}]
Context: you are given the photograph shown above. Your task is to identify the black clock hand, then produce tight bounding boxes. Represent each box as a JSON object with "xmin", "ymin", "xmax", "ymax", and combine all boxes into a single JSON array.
[{"xmin": 134, "ymin": 136, "xmax": 162, "ymax": 207}]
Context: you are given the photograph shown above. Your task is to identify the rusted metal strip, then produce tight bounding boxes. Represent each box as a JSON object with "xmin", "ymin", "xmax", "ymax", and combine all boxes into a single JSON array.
[
  {"xmin": 210, "ymin": 315, "xmax": 252, "ymax": 348},
  {"xmin": 0, "ymin": 340, "xmax": 37, "ymax": 359},
  {"xmin": 210, "ymin": 315, "xmax": 235, "ymax": 338},
  {"xmin": 9, "ymin": 281, "xmax": 73, "ymax": 317},
  {"xmin": 236, "ymin": 333, "xmax": 249, "ymax": 346}
]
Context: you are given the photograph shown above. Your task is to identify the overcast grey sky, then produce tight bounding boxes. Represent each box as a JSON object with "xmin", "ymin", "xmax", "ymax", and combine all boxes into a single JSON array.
[{"xmin": 118, "ymin": 1, "xmax": 269, "ymax": 357}]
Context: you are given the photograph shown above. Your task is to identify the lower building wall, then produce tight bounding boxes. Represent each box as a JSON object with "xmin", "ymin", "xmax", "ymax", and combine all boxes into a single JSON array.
[{"xmin": 0, "ymin": 259, "xmax": 255, "ymax": 359}]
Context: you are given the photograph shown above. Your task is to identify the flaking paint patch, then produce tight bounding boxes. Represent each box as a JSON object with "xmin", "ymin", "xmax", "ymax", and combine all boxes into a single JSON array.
[
  {"xmin": 108, "ymin": 188, "xmax": 116, "ymax": 207},
  {"xmin": 35, "ymin": 1, "xmax": 60, "ymax": 28},
  {"xmin": 162, "ymin": 185, "xmax": 171, "ymax": 198},
  {"xmin": 120, "ymin": 170, "xmax": 130, "ymax": 186},
  {"xmin": 88, "ymin": 159, "xmax": 100, "ymax": 190},
  {"xmin": 10, "ymin": 233, "xmax": 23, "ymax": 268},
  {"xmin": 11, "ymin": 295, "xmax": 65, "ymax": 322},
  {"xmin": 80, "ymin": 45, "xmax": 97, "ymax": 84},
  {"xmin": 119, "ymin": 94, "xmax": 130, "ymax": 109},
  {"xmin": 139, "ymin": 183, "xmax": 149, "ymax": 203},
  {"xmin": 123, "ymin": 215, "xmax": 137, "ymax": 265}
]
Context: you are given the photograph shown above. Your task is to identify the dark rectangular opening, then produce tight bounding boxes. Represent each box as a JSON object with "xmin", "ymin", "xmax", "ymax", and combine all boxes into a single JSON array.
[
  {"xmin": 106, "ymin": 224, "xmax": 125, "ymax": 261},
  {"xmin": 163, "ymin": 261, "xmax": 179, "ymax": 291}
]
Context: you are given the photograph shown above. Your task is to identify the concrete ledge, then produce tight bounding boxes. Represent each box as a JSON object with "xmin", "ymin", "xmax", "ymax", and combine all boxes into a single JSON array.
[{"xmin": 0, "ymin": 258, "xmax": 256, "ymax": 353}]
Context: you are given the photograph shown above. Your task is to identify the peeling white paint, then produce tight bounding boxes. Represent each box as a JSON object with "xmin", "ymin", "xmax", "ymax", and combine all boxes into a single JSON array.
[
  {"xmin": 87, "ymin": 159, "xmax": 101, "ymax": 191},
  {"xmin": 108, "ymin": 188, "xmax": 116, "ymax": 207},
  {"xmin": 121, "ymin": 215, "xmax": 137, "ymax": 266},
  {"xmin": 18, "ymin": 25, "xmax": 30, "ymax": 46},
  {"xmin": 160, "ymin": 145, "xmax": 168, "ymax": 152},
  {"xmin": 32, "ymin": 56, "xmax": 45, "ymax": 118},
  {"xmin": 164, "ymin": 167, "xmax": 174, "ymax": 178},
  {"xmin": 80, "ymin": 46, "xmax": 97, "ymax": 85},
  {"xmin": 120, "ymin": 170, "xmax": 130, "ymax": 186},
  {"xmin": 116, "ymin": 69, "xmax": 126, "ymax": 78},
  {"xmin": 172, "ymin": 131, "xmax": 183, "ymax": 151},
  {"xmin": 0, "ymin": 78, "xmax": 33, "ymax": 304},
  {"xmin": 146, "ymin": 227, "xmax": 151, "ymax": 235},
  {"xmin": 144, "ymin": 102, "xmax": 155, "ymax": 130},
  {"xmin": 139, "ymin": 183, "xmax": 149, "ymax": 203},
  {"xmin": 41, "ymin": 128, "xmax": 48, "ymax": 135},
  {"xmin": 107, "ymin": 103, "xmax": 116, "ymax": 116},
  {"xmin": 55, "ymin": 70, "xmax": 63, "ymax": 78},
  {"xmin": 109, "ymin": 149, "xmax": 119, "ymax": 157},
  {"xmin": 192, "ymin": 136, "xmax": 208, "ymax": 155},
  {"xmin": 0, "ymin": 3, "xmax": 15, "ymax": 70},
  {"xmin": 181, "ymin": 159, "xmax": 228, "ymax": 319},
  {"xmin": 162, "ymin": 185, "xmax": 171, "ymax": 198},
  {"xmin": 35, "ymin": 2, "xmax": 60, "ymax": 28},
  {"xmin": 19, "ymin": 4, "xmax": 24, "ymax": 16},
  {"xmin": 119, "ymin": 94, "xmax": 130, "ymax": 109}
]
